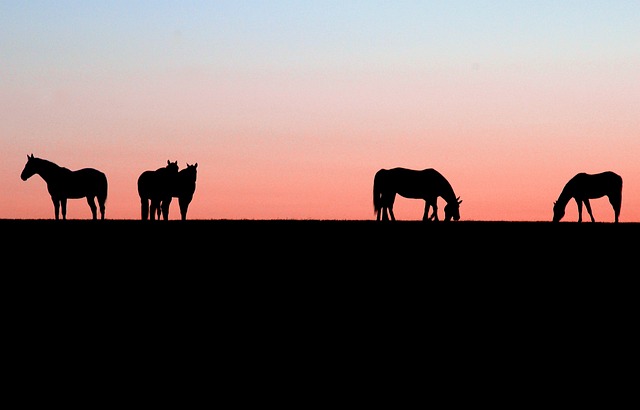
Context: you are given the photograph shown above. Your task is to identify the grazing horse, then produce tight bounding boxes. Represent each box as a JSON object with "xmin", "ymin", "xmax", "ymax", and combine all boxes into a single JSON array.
[
  {"xmin": 157, "ymin": 162, "xmax": 198, "ymax": 221},
  {"xmin": 137, "ymin": 160, "xmax": 179, "ymax": 220},
  {"xmin": 373, "ymin": 167, "xmax": 462, "ymax": 222},
  {"xmin": 20, "ymin": 154, "xmax": 108, "ymax": 220},
  {"xmin": 553, "ymin": 171, "xmax": 622, "ymax": 223}
]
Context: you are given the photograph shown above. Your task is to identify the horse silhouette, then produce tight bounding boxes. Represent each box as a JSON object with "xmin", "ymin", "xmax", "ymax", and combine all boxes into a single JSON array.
[
  {"xmin": 157, "ymin": 162, "xmax": 198, "ymax": 221},
  {"xmin": 373, "ymin": 167, "xmax": 462, "ymax": 221},
  {"xmin": 137, "ymin": 160, "xmax": 179, "ymax": 221},
  {"xmin": 553, "ymin": 171, "xmax": 622, "ymax": 223},
  {"xmin": 20, "ymin": 154, "xmax": 108, "ymax": 220}
]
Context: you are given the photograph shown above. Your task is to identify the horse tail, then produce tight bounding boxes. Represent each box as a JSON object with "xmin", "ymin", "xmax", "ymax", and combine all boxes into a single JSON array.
[
  {"xmin": 103, "ymin": 172, "xmax": 108, "ymax": 198},
  {"xmin": 373, "ymin": 169, "xmax": 384, "ymax": 214},
  {"xmin": 618, "ymin": 173, "xmax": 623, "ymax": 191},
  {"xmin": 100, "ymin": 171, "xmax": 108, "ymax": 203}
]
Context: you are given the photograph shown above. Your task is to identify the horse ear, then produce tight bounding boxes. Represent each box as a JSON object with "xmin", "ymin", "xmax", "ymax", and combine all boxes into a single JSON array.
[
  {"xmin": 29, "ymin": 153, "xmax": 34, "ymax": 159},
  {"xmin": 194, "ymin": 163, "xmax": 197, "ymax": 168},
  {"xmin": 167, "ymin": 160, "xmax": 170, "ymax": 165}
]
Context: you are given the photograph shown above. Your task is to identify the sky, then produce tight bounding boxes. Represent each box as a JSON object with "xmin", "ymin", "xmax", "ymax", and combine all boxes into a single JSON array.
[{"xmin": 1, "ymin": 0, "xmax": 639, "ymax": 221}]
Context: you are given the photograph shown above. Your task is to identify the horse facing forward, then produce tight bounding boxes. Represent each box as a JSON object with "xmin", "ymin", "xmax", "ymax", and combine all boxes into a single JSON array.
[
  {"xmin": 137, "ymin": 160, "xmax": 179, "ymax": 220},
  {"xmin": 157, "ymin": 162, "xmax": 198, "ymax": 221},
  {"xmin": 373, "ymin": 167, "xmax": 462, "ymax": 222},
  {"xmin": 553, "ymin": 171, "xmax": 622, "ymax": 223},
  {"xmin": 20, "ymin": 154, "xmax": 108, "ymax": 220}
]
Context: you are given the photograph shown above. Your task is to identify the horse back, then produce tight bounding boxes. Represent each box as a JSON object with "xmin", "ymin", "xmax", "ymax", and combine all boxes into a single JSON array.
[
  {"xmin": 570, "ymin": 171, "xmax": 622, "ymax": 198},
  {"xmin": 51, "ymin": 168, "xmax": 107, "ymax": 199},
  {"xmin": 382, "ymin": 168, "xmax": 448, "ymax": 198},
  {"xmin": 138, "ymin": 168, "xmax": 176, "ymax": 198}
]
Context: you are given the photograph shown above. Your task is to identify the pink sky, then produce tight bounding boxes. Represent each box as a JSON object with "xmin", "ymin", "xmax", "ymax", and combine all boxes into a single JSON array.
[{"xmin": 2, "ymin": 2, "xmax": 638, "ymax": 222}]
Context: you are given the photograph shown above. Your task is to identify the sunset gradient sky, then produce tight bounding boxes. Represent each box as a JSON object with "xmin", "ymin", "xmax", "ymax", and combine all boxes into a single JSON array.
[{"xmin": 2, "ymin": 1, "xmax": 639, "ymax": 221}]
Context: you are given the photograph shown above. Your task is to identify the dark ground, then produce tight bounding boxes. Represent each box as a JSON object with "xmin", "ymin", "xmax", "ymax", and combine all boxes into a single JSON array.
[
  {"xmin": 3, "ymin": 219, "xmax": 636, "ymax": 399},
  {"xmin": 4, "ymin": 218, "xmax": 636, "ymax": 261},
  {"xmin": 4, "ymin": 218, "xmax": 635, "ymax": 293}
]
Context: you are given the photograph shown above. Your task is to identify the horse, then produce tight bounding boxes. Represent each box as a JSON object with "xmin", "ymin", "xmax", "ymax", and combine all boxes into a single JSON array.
[
  {"xmin": 20, "ymin": 154, "xmax": 108, "ymax": 220},
  {"xmin": 137, "ymin": 160, "xmax": 179, "ymax": 220},
  {"xmin": 157, "ymin": 162, "xmax": 198, "ymax": 221},
  {"xmin": 373, "ymin": 167, "xmax": 462, "ymax": 222},
  {"xmin": 552, "ymin": 171, "xmax": 622, "ymax": 223}
]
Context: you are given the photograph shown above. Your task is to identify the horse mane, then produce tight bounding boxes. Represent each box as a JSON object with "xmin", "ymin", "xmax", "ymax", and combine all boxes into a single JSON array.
[{"xmin": 33, "ymin": 156, "xmax": 60, "ymax": 169}]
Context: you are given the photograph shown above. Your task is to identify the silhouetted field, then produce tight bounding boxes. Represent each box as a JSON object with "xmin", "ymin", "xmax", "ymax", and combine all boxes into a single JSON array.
[
  {"xmin": 4, "ymin": 218, "xmax": 635, "ymax": 386},
  {"xmin": 7, "ymin": 218, "xmax": 636, "ymax": 317},
  {"xmin": 5, "ymin": 218, "xmax": 636, "ymax": 271}
]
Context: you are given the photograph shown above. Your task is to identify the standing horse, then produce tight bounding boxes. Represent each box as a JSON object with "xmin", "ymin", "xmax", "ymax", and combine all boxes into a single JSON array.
[
  {"xmin": 552, "ymin": 171, "xmax": 622, "ymax": 223},
  {"xmin": 137, "ymin": 160, "xmax": 179, "ymax": 221},
  {"xmin": 373, "ymin": 167, "xmax": 462, "ymax": 222},
  {"xmin": 157, "ymin": 162, "xmax": 198, "ymax": 221},
  {"xmin": 20, "ymin": 154, "xmax": 108, "ymax": 220}
]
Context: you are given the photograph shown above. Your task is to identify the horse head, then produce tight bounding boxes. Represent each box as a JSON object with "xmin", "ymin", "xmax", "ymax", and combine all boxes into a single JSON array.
[
  {"xmin": 552, "ymin": 201, "xmax": 564, "ymax": 222},
  {"xmin": 166, "ymin": 160, "xmax": 179, "ymax": 173},
  {"xmin": 20, "ymin": 154, "xmax": 37, "ymax": 181},
  {"xmin": 186, "ymin": 162, "xmax": 197, "ymax": 171},
  {"xmin": 444, "ymin": 196, "xmax": 462, "ymax": 221}
]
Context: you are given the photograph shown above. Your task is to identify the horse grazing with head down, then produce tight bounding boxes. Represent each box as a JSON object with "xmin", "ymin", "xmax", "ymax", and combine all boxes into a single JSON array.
[
  {"xmin": 373, "ymin": 167, "xmax": 462, "ymax": 222},
  {"xmin": 137, "ymin": 160, "xmax": 179, "ymax": 220},
  {"xmin": 157, "ymin": 162, "xmax": 198, "ymax": 221},
  {"xmin": 553, "ymin": 171, "xmax": 622, "ymax": 223},
  {"xmin": 20, "ymin": 154, "xmax": 108, "ymax": 220}
]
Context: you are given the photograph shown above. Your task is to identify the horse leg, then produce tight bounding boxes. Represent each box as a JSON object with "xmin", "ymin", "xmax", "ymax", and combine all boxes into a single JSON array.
[
  {"xmin": 422, "ymin": 199, "xmax": 438, "ymax": 221},
  {"xmin": 583, "ymin": 199, "xmax": 596, "ymax": 222},
  {"xmin": 161, "ymin": 197, "xmax": 172, "ymax": 220},
  {"xmin": 179, "ymin": 196, "xmax": 192, "ymax": 221},
  {"xmin": 86, "ymin": 196, "xmax": 98, "ymax": 220},
  {"xmin": 99, "ymin": 197, "xmax": 106, "ymax": 220},
  {"xmin": 52, "ymin": 198, "xmax": 60, "ymax": 220},
  {"xmin": 381, "ymin": 193, "xmax": 395, "ymax": 221},
  {"xmin": 609, "ymin": 194, "xmax": 621, "ymax": 223},
  {"xmin": 60, "ymin": 198, "xmax": 67, "ymax": 220},
  {"xmin": 430, "ymin": 201, "xmax": 439, "ymax": 221},
  {"xmin": 575, "ymin": 199, "xmax": 583, "ymax": 222},
  {"xmin": 150, "ymin": 199, "xmax": 159, "ymax": 220},
  {"xmin": 381, "ymin": 206, "xmax": 392, "ymax": 221},
  {"xmin": 141, "ymin": 198, "xmax": 149, "ymax": 220},
  {"xmin": 422, "ymin": 201, "xmax": 430, "ymax": 221}
]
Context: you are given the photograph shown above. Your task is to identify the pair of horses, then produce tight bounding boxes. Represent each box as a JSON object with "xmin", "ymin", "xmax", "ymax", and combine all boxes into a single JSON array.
[
  {"xmin": 20, "ymin": 154, "xmax": 197, "ymax": 221},
  {"xmin": 373, "ymin": 167, "xmax": 622, "ymax": 223},
  {"xmin": 138, "ymin": 160, "xmax": 198, "ymax": 221}
]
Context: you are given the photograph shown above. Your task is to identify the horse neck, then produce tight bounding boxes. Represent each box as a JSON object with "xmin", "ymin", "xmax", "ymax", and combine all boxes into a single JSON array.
[
  {"xmin": 180, "ymin": 169, "xmax": 196, "ymax": 182},
  {"xmin": 556, "ymin": 187, "xmax": 573, "ymax": 206},
  {"xmin": 33, "ymin": 160, "xmax": 62, "ymax": 183},
  {"xmin": 439, "ymin": 180, "xmax": 457, "ymax": 204}
]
